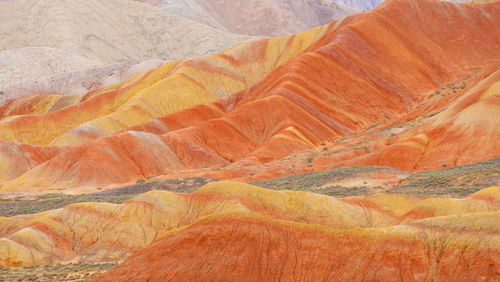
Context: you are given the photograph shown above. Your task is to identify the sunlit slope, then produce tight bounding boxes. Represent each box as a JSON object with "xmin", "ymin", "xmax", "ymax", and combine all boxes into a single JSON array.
[
  {"xmin": 0, "ymin": 181, "xmax": 499, "ymax": 272},
  {"xmin": 96, "ymin": 212, "xmax": 500, "ymax": 281},
  {"xmin": 0, "ymin": 0, "xmax": 498, "ymax": 192},
  {"xmin": 0, "ymin": 59, "xmax": 167, "ymax": 109},
  {"xmin": 0, "ymin": 25, "xmax": 328, "ymax": 146},
  {"xmin": 362, "ymin": 66, "xmax": 500, "ymax": 171}
]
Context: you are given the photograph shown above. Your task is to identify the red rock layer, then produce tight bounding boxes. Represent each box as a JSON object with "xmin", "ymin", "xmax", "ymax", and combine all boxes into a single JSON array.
[
  {"xmin": 1, "ymin": 0, "xmax": 499, "ymax": 192},
  {"xmin": 95, "ymin": 213, "xmax": 500, "ymax": 282},
  {"xmin": 2, "ymin": 182, "xmax": 499, "ymax": 274}
]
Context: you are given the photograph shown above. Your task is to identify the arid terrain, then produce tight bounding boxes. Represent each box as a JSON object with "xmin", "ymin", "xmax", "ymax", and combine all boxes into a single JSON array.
[{"xmin": 0, "ymin": 0, "xmax": 499, "ymax": 281}]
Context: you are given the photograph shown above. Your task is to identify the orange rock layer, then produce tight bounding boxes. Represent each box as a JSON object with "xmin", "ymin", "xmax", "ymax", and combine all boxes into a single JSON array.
[
  {"xmin": 0, "ymin": 181, "xmax": 498, "ymax": 281},
  {"xmin": 96, "ymin": 212, "xmax": 500, "ymax": 281},
  {"xmin": 0, "ymin": 0, "xmax": 499, "ymax": 193}
]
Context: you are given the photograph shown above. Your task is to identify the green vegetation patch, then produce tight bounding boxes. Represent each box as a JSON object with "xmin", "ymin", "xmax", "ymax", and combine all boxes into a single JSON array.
[
  {"xmin": 251, "ymin": 166, "xmax": 389, "ymax": 196},
  {"xmin": 391, "ymin": 158, "xmax": 499, "ymax": 197},
  {"xmin": 0, "ymin": 177, "xmax": 218, "ymax": 217},
  {"xmin": 2, "ymin": 158, "xmax": 498, "ymax": 218}
]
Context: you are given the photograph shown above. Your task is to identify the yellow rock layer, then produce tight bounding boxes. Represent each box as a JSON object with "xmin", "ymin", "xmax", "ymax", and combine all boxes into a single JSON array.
[
  {"xmin": 0, "ymin": 181, "xmax": 498, "ymax": 267},
  {"xmin": 0, "ymin": 25, "xmax": 330, "ymax": 146}
]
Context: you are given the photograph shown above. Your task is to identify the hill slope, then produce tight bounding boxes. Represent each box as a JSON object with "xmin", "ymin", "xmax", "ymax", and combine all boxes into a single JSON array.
[
  {"xmin": 334, "ymin": 0, "xmax": 384, "ymax": 10},
  {"xmin": 141, "ymin": 0, "xmax": 358, "ymax": 36},
  {"xmin": 0, "ymin": 59, "xmax": 167, "ymax": 107},
  {"xmin": 0, "ymin": 47, "xmax": 103, "ymax": 90},
  {"xmin": 97, "ymin": 211, "xmax": 500, "ymax": 281},
  {"xmin": 0, "ymin": 0, "xmax": 250, "ymax": 64},
  {"xmin": 0, "ymin": 181, "xmax": 499, "ymax": 280},
  {"xmin": 0, "ymin": 0, "xmax": 498, "ymax": 193}
]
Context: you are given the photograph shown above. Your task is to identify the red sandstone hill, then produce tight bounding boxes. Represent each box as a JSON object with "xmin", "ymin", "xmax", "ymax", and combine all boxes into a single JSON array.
[
  {"xmin": 2, "ymin": 181, "xmax": 499, "ymax": 280},
  {"xmin": 96, "ymin": 211, "xmax": 500, "ymax": 281},
  {"xmin": 0, "ymin": 0, "xmax": 499, "ymax": 193}
]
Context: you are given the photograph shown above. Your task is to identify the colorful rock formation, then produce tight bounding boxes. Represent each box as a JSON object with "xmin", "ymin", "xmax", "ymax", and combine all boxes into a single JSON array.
[
  {"xmin": 1, "ymin": 0, "xmax": 498, "ymax": 280},
  {"xmin": 97, "ymin": 212, "xmax": 500, "ymax": 281},
  {"xmin": 1, "ymin": 181, "xmax": 499, "ymax": 280},
  {"xmin": 0, "ymin": 0, "xmax": 498, "ymax": 193}
]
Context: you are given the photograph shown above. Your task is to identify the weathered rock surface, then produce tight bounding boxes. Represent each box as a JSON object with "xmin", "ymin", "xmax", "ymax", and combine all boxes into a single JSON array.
[
  {"xmin": 0, "ymin": 0, "xmax": 250, "ymax": 64},
  {"xmin": 0, "ymin": 0, "xmax": 498, "ymax": 193},
  {"xmin": 97, "ymin": 211, "xmax": 500, "ymax": 281},
  {"xmin": 334, "ymin": 0, "xmax": 384, "ymax": 10},
  {"xmin": 0, "ymin": 181, "xmax": 498, "ymax": 281},
  {"xmin": 0, "ymin": 47, "xmax": 103, "ymax": 90},
  {"xmin": 140, "ymin": 0, "xmax": 358, "ymax": 36}
]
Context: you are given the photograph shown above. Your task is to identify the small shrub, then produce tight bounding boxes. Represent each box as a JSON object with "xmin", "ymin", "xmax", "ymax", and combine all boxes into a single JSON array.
[
  {"xmin": 363, "ymin": 146, "xmax": 370, "ymax": 153},
  {"xmin": 37, "ymin": 193, "xmax": 62, "ymax": 199},
  {"xmin": 136, "ymin": 179, "xmax": 145, "ymax": 184},
  {"xmin": 306, "ymin": 157, "xmax": 313, "ymax": 163}
]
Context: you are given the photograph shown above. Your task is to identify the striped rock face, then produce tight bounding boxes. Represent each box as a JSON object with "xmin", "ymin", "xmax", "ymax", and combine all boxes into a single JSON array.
[
  {"xmin": 1, "ymin": 181, "xmax": 499, "ymax": 280},
  {"xmin": 0, "ymin": 0, "xmax": 499, "ymax": 279},
  {"xmin": 0, "ymin": 0, "xmax": 499, "ymax": 194}
]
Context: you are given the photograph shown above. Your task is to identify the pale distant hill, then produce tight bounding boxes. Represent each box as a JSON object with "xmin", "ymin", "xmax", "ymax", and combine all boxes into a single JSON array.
[
  {"xmin": 1, "ymin": 59, "xmax": 167, "ymax": 106},
  {"xmin": 0, "ymin": 0, "xmax": 251, "ymax": 64},
  {"xmin": 0, "ymin": 47, "xmax": 103, "ymax": 89},
  {"xmin": 332, "ymin": 0, "xmax": 384, "ymax": 11},
  {"xmin": 136, "ymin": 0, "xmax": 359, "ymax": 36}
]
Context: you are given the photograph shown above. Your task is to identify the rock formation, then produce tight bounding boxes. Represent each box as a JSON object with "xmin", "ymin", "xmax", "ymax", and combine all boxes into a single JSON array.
[
  {"xmin": 0, "ymin": 47, "xmax": 103, "ymax": 90},
  {"xmin": 0, "ymin": 0, "xmax": 250, "ymax": 64},
  {"xmin": 0, "ymin": 0, "xmax": 499, "ymax": 280},
  {"xmin": 334, "ymin": 0, "xmax": 384, "ymax": 10},
  {"xmin": 0, "ymin": 0, "xmax": 498, "ymax": 193},
  {"xmin": 0, "ymin": 181, "xmax": 498, "ymax": 282},
  {"xmin": 139, "ymin": 0, "xmax": 358, "ymax": 36}
]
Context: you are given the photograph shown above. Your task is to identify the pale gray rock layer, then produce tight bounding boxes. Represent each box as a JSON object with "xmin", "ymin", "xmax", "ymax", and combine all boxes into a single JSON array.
[
  {"xmin": 139, "ymin": 0, "xmax": 359, "ymax": 36},
  {"xmin": 0, "ymin": 0, "xmax": 251, "ymax": 64},
  {"xmin": 0, "ymin": 47, "xmax": 104, "ymax": 90}
]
